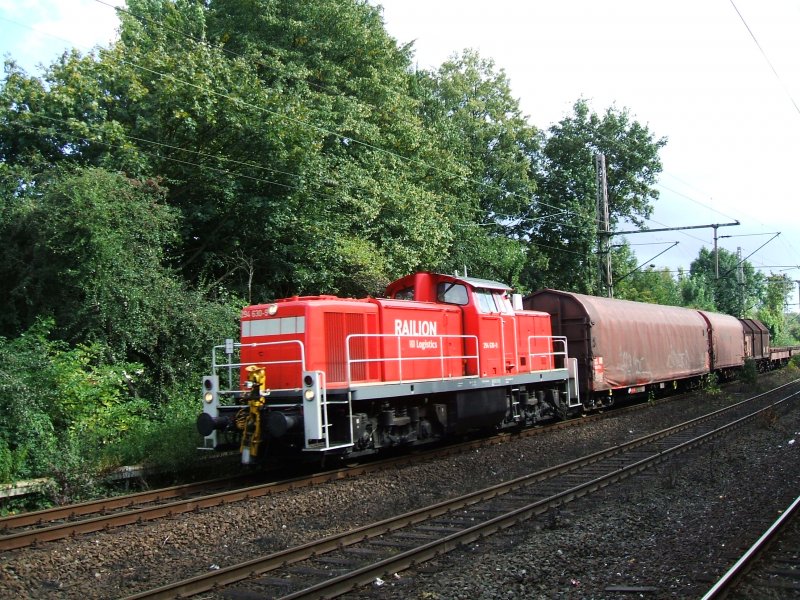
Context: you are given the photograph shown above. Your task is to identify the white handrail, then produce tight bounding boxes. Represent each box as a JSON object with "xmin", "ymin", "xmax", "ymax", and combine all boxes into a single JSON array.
[
  {"xmin": 211, "ymin": 340, "xmax": 306, "ymax": 394},
  {"xmin": 527, "ymin": 335, "xmax": 569, "ymax": 371},
  {"xmin": 345, "ymin": 333, "xmax": 480, "ymax": 386}
]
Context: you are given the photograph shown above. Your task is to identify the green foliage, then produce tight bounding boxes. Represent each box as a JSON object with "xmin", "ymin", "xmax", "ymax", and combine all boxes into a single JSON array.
[
  {"xmin": 526, "ymin": 99, "xmax": 666, "ymax": 293},
  {"xmin": 613, "ymin": 242, "xmax": 681, "ymax": 305},
  {"xmin": 0, "ymin": 319, "xmax": 143, "ymax": 483},
  {"xmin": 99, "ymin": 389, "xmax": 206, "ymax": 475},
  {"xmin": 0, "ymin": 167, "xmax": 240, "ymax": 398},
  {"xmin": 0, "ymin": 320, "xmax": 62, "ymax": 480},
  {"xmin": 415, "ymin": 50, "xmax": 537, "ymax": 282},
  {"xmin": 0, "ymin": 0, "xmax": 678, "ymax": 487},
  {"xmin": 689, "ymin": 247, "xmax": 763, "ymax": 317},
  {"xmin": 740, "ymin": 358, "xmax": 758, "ymax": 387},
  {"xmin": 679, "ymin": 271, "xmax": 718, "ymax": 310},
  {"xmin": 757, "ymin": 274, "xmax": 794, "ymax": 343},
  {"xmin": 786, "ymin": 314, "xmax": 800, "ymax": 345},
  {"xmin": 700, "ymin": 372, "xmax": 720, "ymax": 396}
]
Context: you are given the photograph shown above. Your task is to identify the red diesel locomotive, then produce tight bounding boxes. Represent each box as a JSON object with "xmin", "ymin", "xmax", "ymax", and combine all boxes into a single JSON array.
[{"xmin": 197, "ymin": 272, "xmax": 580, "ymax": 463}]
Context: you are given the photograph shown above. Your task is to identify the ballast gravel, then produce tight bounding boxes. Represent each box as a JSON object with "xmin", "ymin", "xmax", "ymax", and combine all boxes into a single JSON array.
[{"xmin": 1, "ymin": 372, "xmax": 799, "ymax": 599}]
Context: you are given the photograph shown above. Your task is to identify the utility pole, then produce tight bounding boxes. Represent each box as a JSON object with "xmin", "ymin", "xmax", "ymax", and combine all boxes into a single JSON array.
[
  {"xmin": 795, "ymin": 280, "xmax": 800, "ymax": 309},
  {"xmin": 595, "ymin": 154, "xmax": 612, "ymax": 297},
  {"xmin": 737, "ymin": 247, "xmax": 744, "ymax": 317}
]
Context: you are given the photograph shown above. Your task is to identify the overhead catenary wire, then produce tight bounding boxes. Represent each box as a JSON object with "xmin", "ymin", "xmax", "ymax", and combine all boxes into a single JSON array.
[
  {"xmin": 729, "ymin": 0, "xmax": 800, "ymax": 118},
  {"xmin": 10, "ymin": 112, "xmax": 598, "ymax": 240},
  {"xmin": 0, "ymin": 13, "xmax": 613, "ymax": 238},
  {"xmin": 91, "ymin": 0, "xmax": 671, "ymax": 231}
]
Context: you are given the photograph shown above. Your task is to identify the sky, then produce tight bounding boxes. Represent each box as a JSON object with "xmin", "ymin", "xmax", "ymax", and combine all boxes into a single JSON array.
[{"xmin": 1, "ymin": 0, "xmax": 799, "ymax": 308}]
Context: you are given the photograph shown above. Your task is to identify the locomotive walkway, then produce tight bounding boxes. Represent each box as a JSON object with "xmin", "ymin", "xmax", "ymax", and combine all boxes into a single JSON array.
[{"xmin": 120, "ymin": 379, "xmax": 800, "ymax": 600}]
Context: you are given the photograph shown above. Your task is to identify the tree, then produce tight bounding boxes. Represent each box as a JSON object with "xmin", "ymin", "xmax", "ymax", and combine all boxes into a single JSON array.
[
  {"xmin": 612, "ymin": 241, "xmax": 681, "ymax": 305},
  {"xmin": 1, "ymin": 0, "xmax": 466, "ymax": 300},
  {"xmin": 757, "ymin": 274, "xmax": 794, "ymax": 343},
  {"xmin": 0, "ymin": 167, "xmax": 238, "ymax": 397},
  {"xmin": 413, "ymin": 49, "xmax": 539, "ymax": 286},
  {"xmin": 525, "ymin": 99, "xmax": 667, "ymax": 293},
  {"xmin": 678, "ymin": 271, "xmax": 718, "ymax": 311},
  {"xmin": 689, "ymin": 247, "xmax": 763, "ymax": 317},
  {"xmin": 786, "ymin": 312, "xmax": 800, "ymax": 345}
]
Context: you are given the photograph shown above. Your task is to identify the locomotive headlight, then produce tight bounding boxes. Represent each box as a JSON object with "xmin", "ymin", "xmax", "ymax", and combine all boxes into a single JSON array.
[
  {"xmin": 304, "ymin": 389, "xmax": 315, "ymax": 401},
  {"xmin": 202, "ymin": 376, "xmax": 218, "ymax": 405},
  {"xmin": 267, "ymin": 304, "xmax": 278, "ymax": 316}
]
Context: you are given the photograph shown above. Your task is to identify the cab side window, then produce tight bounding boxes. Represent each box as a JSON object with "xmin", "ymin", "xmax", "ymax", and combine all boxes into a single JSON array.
[
  {"xmin": 394, "ymin": 286, "xmax": 414, "ymax": 300},
  {"xmin": 437, "ymin": 283, "xmax": 468, "ymax": 305},
  {"xmin": 493, "ymin": 291, "xmax": 513, "ymax": 313}
]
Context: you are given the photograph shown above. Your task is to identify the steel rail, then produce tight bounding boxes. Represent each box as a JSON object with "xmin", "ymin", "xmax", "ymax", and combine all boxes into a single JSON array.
[
  {"xmin": 280, "ymin": 388, "xmax": 800, "ymax": 600},
  {"xmin": 5, "ymin": 378, "xmax": 794, "ymax": 552},
  {"xmin": 119, "ymin": 381, "xmax": 800, "ymax": 600},
  {"xmin": 0, "ymin": 472, "xmax": 249, "ymax": 530},
  {"xmin": 702, "ymin": 494, "xmax": 800, "ymax": 599}
]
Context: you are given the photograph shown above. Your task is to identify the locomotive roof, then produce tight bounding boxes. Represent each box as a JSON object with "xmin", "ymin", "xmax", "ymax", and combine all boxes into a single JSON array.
[{"xmin": 456, "ymin": 275, "xmax": 511, "ymax": 291}]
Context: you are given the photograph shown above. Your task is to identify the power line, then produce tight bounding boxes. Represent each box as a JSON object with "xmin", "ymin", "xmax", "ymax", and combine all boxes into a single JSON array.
[
  {"xmin": 654, "ymin": 181, "xmax": 740, "ymax": 222},
  {"xmin": 729, "ymin": 0, "xmax": 800, "ymax": 118},
  {"xmin": 11, "ymin": 1, "xmax": 727, "ymax": 242},
  {"xmin": 13, "ymin": 113, "xmax": 608, "ymax": 241}
]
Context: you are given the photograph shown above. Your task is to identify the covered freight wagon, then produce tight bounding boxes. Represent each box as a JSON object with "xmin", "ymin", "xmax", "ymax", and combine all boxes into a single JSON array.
[
  {"xmin": 524, "ymin": 290, "xmax": 711, "ymax": 399},
  {"xmin": 740, "ymin": 318, "xmax": 770, "ymax": 361},
  {"xmin": 697, "ymin": 310, "xmax": 745, "ymax": 372}
]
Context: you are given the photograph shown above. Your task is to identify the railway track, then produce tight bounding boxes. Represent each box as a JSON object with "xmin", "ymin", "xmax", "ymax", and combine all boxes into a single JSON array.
[
  {"xmin": 0, "ymin": 474, "xmax": 260, "ymax": 551},
  {"xmin": 703, "ymin": 494, "xmax": 800, "ymax": 599},
  {"xmin": 0, "ymin": 384, "xmax": 689, "ymax": 552},
  {"xmin": 118, "ymin": 379, "xmax": 800, "ymax": 599}
]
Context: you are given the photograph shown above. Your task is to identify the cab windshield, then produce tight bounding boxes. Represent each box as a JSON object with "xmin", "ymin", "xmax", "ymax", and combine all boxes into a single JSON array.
[{"xmin": 475, "ymin": 288, "xmax": 513, "ymax": 314}]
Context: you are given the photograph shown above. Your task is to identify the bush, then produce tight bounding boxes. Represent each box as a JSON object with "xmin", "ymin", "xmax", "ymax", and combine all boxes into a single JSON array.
[
  {"xmin": 701, "ymin": 372, "xmax": 720, "ymax": 396},
  {"xmin": 0, "ymin": 320, "xmax": 62, "ymax": 480},
  {"xmin": 100, "ymin": 389, "xmax": 207, "ymax": 477},
  {"xmin": 740, "ymin": 358, "xmax": 758, "ymax": 387},
  {"xmin": 0, "ymin": 320, "xmax": 147, "ymax": 484}
]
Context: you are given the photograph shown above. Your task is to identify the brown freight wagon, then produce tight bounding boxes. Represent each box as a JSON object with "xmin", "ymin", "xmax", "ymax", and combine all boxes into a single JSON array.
[
  {"xmin": 697, "ymin": 310, "xmax": 746, "ymax": 373},
  {"xmin": 524, "ymin": 290, "xmax": 712, "ymax": 401},
  {"xmin": 739, "ymin": 318, "xmax": 770, "ymax": 361}
]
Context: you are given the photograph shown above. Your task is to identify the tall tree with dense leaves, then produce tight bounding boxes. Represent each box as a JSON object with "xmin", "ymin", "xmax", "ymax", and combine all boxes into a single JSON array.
[
  {"xmin": 0, "ymin": 0, "xmax": 465, "ymax": 301},
  {"xmin": 414, "ymin": 49, "xmax": 539, "ymax": 286},
  {"xmin": 0, "ymin": 167, "xmax": 238, "ymax": 397},
  {"xmin": 525, "ymin": 99, "xmax": 666, "ymax": 293},
  {"xmin": 201, "ymin": 0, "xmax": 467, "ymax": 295},
  {"xmin": 679, "ymin": 271, "xmax": 718, "ymax": 310},
  {"xmin": 689, "ymin": 247, "xmax": 764, "ymax": 317},
  {"xmin": 757, "ymin": 274, "xmax": 794, "ymax": 342}
]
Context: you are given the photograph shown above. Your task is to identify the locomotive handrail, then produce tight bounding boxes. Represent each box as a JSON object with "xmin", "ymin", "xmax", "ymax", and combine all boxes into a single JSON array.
[
  {"xmin": 210, "ymin": 340, "xmax": 307, "ymax": 394},
  {"xmin": 527, "ymin": 335, "xmax": 568, "ymax": 370},
  {"xmin": 344, "ymin": 333, "xmax": 480, "ymax": 387}
]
